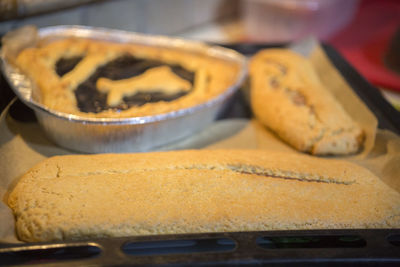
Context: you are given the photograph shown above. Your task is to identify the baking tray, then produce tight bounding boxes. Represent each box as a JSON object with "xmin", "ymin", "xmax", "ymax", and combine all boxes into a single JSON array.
[
  {"xmin": 1, "ymin": 43, "xmax": 400, "ymax": 266},
  {"xmin": 0, "ymin": 229, "xmax": 399, "ymax": 266}
]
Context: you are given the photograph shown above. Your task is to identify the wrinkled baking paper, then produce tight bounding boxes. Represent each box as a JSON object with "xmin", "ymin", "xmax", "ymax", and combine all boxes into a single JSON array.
[{"xmin": 1, "ymin": 39, "xmax": 398, "ymax": 244}]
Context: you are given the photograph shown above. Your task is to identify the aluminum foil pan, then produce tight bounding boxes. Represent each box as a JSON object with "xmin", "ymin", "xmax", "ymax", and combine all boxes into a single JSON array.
[{"xmin": 1, "ymin": 25, "xmax": 247, "ymax": 153}]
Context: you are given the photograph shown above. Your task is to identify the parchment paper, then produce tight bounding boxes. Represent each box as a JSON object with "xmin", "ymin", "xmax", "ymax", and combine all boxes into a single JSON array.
[{"xmin": 1, "ymin": 40, "xmax": 399, "ymax": 244}]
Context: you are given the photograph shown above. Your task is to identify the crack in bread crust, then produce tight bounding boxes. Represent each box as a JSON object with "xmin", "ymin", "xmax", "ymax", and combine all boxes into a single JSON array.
[
  {"xmin": 45, "ymin": 163, "xmax": 354, "ymax": 185},
  {"xmin": 226, "ymin": 165, "xmax": 355, "ymax": 185}
]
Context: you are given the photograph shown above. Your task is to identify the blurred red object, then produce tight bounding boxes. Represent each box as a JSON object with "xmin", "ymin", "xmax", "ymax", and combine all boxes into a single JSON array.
[{"xmin": 329, "ymin": 0, "xmax": 400, "ymax": 92}]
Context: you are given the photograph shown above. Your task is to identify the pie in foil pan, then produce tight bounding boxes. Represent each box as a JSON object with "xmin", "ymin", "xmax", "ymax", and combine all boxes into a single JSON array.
[{"xmin": 0, "ymin": 25, "xmax": 247, "ymax": 153}]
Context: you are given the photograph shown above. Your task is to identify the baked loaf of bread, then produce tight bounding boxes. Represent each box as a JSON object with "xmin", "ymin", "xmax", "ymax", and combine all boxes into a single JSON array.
[
  {"xmin": 8, "ymin": 149, "xmax": 400, "ymax": 242},
  {"xmin": 249, "ymin": 49, "xmax": 364, "ymax": 155},
  {"xmin": 14, "ymin": 37, "xmax": 239, "ymax": 118}
]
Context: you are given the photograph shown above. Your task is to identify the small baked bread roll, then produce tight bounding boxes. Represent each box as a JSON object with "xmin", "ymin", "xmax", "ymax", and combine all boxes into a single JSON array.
[
  {"xmin": 8, "ymin": 150, "xmax": 400, "ymax": 242},
  {"xmin": 249, "ymin": 49, "xmax": 364, "ymax": 155}
]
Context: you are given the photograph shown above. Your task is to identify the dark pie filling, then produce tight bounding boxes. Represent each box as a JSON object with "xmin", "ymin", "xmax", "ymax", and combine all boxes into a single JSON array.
[
  {"xmin": 55, "ymin": 56, "xmax": 84, "ymax": 77},
  {"xmin": 55, "ymin": 55, "xmax": 195, "ymax": 113}
]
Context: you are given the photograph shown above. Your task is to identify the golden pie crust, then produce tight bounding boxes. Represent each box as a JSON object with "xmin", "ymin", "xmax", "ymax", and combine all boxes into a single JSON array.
[{"xmin": 15, "ymin": 38, "xmax": 240, "ymax": 118}]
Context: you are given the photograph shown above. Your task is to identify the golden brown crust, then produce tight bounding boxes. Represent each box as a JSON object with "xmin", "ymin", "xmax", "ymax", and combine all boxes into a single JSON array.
[
  {"xmin": 8, "ymin": 149, "xmax": 400, "ymax": 242},
  {"xmin": 15, "ymin": 38, "xmax": 239, "ymax": 118},
  {"xmin": 249, "ymin": 49, "xmax": 364, "ymax": 155}
]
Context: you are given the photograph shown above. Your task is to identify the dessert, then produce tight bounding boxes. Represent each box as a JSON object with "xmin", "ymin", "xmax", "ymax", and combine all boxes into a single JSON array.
[
  {"xmin": 8, "ymin": 150, "xmax": 400, "ymax": 242},
  {"xmin": 249, "ymin": 49, "xmax": 364, "ymax": 155},
  {"xmin": 14, "ymin": 37, "xmax": 239, "ymax": 118}
]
